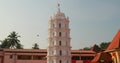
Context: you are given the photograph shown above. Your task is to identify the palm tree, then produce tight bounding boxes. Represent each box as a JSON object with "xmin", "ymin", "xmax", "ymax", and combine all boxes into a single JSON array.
[
  {"xmin": 32, "ymin": 43, "xmax": 39, "ymax": 49},
  {"xmin": 7, "ymin": 31, "xmax": 21, "ymax": 49},
  {"xmin": 0, "ymin": 31, "xmax": 23, "ymax": 49}
]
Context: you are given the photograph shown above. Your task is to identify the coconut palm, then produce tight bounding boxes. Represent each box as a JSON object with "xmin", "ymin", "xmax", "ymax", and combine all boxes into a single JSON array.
[
  {"xmin": 7, "ymin": 31, "xmax": 21, "ymax": 49},
  {"xmin": 0, "ymin": 31, "xmax": 23, "ymax": 49}
]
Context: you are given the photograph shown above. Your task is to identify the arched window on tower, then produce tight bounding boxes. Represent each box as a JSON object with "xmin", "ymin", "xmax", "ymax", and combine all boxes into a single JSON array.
[
  {"xmin": 60, "ymin": 60, "xmax": 62, "ymax": 63},
  {"xmin": 52, "ymin": 60, "xmax": 53, "ymax": 63},
  {"xmin": 53, "ymin": 41, "xmax": 54, "ymax": 46},
  {"xmin": 67, "ymin": 51, "xmax": 68, "ymax": 55},
  {"xmin": 60, "ymin": 50, "xmax": 62, "ymax": 56},
  {"xmin": 53, "ymin": 32, "xmax": 54, "ymax": 37},
  {"xmin": 65, "ymin": 24, "xmax": 66, "ymax": 28},
  {"xmin": 66, "ymin": 42, "xmax": 67, "ymax": 46},
  {"xmin": 53, "ymin": 24, "xmax": 54, "ymax": 28},
  {"xmin": 66, "ymin": 32, "xmax": 67, "ymax": 37},
  {"xmin": 59, "ymin": 32, "xmax": 62, "ymax": 37},
  {"xmin": 59, "ymin": 41, "xmax": 61, "ymax": 46},
  {"xmin": 59, "ymin": 23, "xmax": 61, "ymax": 28},
  {"xmin": 52, "ymin": 51, "xmax": 54, "ymax": 55}
]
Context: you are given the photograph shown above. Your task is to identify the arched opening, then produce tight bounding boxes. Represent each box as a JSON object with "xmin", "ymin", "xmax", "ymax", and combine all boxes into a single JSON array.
[
  {"xmin": 67, "ymin": 60, "xmax": 68, "ymax": 63},
  {"xmin": 53, "ymin": 32, "xmax": 54, "ymax": 37},
  {"xmin": 60, "ymin": 60, "xmax": 62, "ymax": 63},
  {"xmin": 66, "ymin": 32, "xmax": 67, "ymax": 37},
  {"xmin": 59, "ymin": 32, "xmax": 61, "ymax": 37},
  {"xmin": 67, "ymin": 51, "xmax": 68, "ymax": 55},
  {"xmin": 59, "ymin": 23, "xmax": 61, "ymax": 28},
  {"xmin": 53, "ymin": 24, "xmax": 54, "ymax": 28},
  {"xmin": 59, "ymin": 41, "xmax": 61, "ymax": 46},
  {"xmin": 60, "ymin": 50, "xmax": 62, "ymax": 56},
  {"xmin": 66, "ymin": 42, "xmax": 67, "ymax": 46}
]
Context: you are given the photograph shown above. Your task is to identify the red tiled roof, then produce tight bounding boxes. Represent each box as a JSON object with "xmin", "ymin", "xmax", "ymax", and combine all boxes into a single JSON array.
[
  {"xmin": 107, "ymin": 30, "xmax": 120, "ymax": 50},
  {"xmin": 2, "ymin": 49, "xmax": 95, "ymax": 53},
  {"xmin": 3, "ymin": 49, "xmax": 47, "ymax": 53},
  {"xmin": 72, "ymin": 54, "xmax": 95, "ymax": 56},
  {"xmin": 72, "ymin": 50, "xmax": 95, "ymax": 54},
  {"xmin": 91, "ymin": 52, "xmax": 112, "ymax": 63},
  {"xmin": 91, "ymin": 53, "xmax": 101, "ymax": 63}
]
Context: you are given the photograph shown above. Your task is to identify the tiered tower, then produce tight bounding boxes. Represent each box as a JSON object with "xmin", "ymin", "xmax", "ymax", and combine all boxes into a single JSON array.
[{"xmin": 47, "ymin": 4, "xmax": 71, "ymax": 63}]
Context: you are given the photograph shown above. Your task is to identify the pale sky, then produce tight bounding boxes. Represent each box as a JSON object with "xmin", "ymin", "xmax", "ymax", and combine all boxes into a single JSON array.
[{"xmin": 0, "ymin": 0, "xmax": 120, "ymax": 49}]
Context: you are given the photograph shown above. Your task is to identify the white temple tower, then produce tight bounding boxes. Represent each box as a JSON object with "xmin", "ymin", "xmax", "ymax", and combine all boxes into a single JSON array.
[{"xmin": 47, "ymin": 4, "xmax": 71, "ymax": 63}]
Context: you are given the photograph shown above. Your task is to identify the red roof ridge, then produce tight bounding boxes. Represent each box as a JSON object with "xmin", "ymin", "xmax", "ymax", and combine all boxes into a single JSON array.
[{"xmin": 107, "ymin": 30, "xmax": 120, "ymax": 50}]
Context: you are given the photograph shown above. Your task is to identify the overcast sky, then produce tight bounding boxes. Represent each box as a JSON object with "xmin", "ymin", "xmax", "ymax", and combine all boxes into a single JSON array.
[{"xmin": 0, "ymin": 0, "xmax": 120, "ymax": 49}]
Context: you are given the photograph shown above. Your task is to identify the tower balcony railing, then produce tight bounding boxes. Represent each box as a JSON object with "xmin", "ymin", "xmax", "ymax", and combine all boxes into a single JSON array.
[
  {"xmin": 49, "ymin": 36, "xmax": 71, "ymax": 40},
  {"xmin": 47, "ymin": 45, "xmax": 71, "ymax": 49},
  {"xmin": 48, "ymin": 27, "xmax": 70, "ymax": 32},
  {"xmin": 48, "ymin": 55, "xmax": 71, "ymax": 58}
]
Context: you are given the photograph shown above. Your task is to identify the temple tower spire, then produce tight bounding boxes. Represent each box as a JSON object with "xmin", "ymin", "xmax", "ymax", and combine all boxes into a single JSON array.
[
  {"xmin": 58, "ymin": 3, "xmax": 60, "ymax": 12},
  {"xmin": 47, "ymin": 4, "xmax": 71, "ymax": 63}
]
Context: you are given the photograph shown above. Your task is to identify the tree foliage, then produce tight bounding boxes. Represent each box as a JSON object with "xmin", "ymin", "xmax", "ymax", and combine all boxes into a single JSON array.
[
  {"xmin": 99, "ymin": 42, "xmax": 110, "ymax": 50},
  {"xmin": 92, "ymin": 44, "xmax": 101, "ymax": 53},
  {"xmin": 0, "ymin": 31, "xmax": 23, "ymax": 49},
  {"xmin": 83, "ymin": 47, "xmax": 91, "ymax": 50},
  {"xmin": 32, "ymin": 43, "xmax": 39, "ymax": 49},
  {"xmin": 82, "ymin": 42, "xmax": 110, "ymax": 51}
]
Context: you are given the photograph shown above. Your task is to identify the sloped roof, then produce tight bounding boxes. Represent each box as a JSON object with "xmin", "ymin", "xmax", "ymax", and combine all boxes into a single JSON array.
[
  {"xmin": 72, "ymin": 50, "xmax": 96, "ymax": 54},
  {"xmin": 107, "ymin": 30, "xmax": 120, "ymax": 50},
  {"xmin": 91, "ymin": 53, "xmax": 101, "ymax": 63},
  {"xmin": 91, "ymin": 52, "xmax": 112, "ymax": 63}
]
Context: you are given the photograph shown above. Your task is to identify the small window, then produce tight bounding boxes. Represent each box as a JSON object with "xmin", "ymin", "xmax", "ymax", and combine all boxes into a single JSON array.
[
  {"xmin": 60, "ymin": 50, "xmax": 62, "ymax": 56},
  {"xmin": 53, "ymin": 24, "xmax": 54, "ymax": 28},
  {"xmin": 66, "ymin": 33, "xmax": 67, "ymax": 37},
  {"xmin": 59, "ymin": 41, "xmax": 61, "ymax": 46},
  {"xmin": 60, "ymin": 60, "xmax": 62, "ymax": 63},
  {"xmin": 59, "ymin": 23, "xmax": 61, "ymax": 28},
  {"xmin": 52, "ymin": 60, "xmax": 54, "ymax": 63},
  {"xmin": 59, "ymin": 32, "xmax": 61, "ymax": 37},
  {"xmin": 33, "ymin": 55, "xmax": 45, "ymax": 60},
  {"xmin": 53, "ymin": 41, "xmax": 54, "ymax": 46},
  {"xmin": 65, "ymin": 24, "xmax": 66, "ymax": 28},
  {"xmin": 53, "ymin": 32, "xmax": 54, "ymax": 37},
  {"xmin": 67, "ymin": 51, "xmax": 68, "ymax": 55},
  {"xmin": 10, "ymin": 55, "xmax": 13, "ymax": 59},
  {"xmin": 17, "ymin": 55, "xmax": 31, "ymax": 60},
  {"xmin": 52, "ymin": 51, "xmax": 54, "ymax": 55}
]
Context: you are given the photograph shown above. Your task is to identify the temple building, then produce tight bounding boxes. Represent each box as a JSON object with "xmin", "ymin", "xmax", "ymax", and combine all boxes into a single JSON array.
[
  {"xmin": 0, "ymin": 4, "xmax": 96, "ymax": 63},
  {"xmin": 47, "ymin": 4, "xmax": 71, "ymax": 63},
  {"xmin": 92, "ymin": 30, "xmax": 120, "ymax": 63},
  {"xmin": 0, "ymin": 49, "xmax": 95, "ymax": 63},
  {"xmin": 106, "ymin": 29, "xmax": 120, "ymax": 63}
]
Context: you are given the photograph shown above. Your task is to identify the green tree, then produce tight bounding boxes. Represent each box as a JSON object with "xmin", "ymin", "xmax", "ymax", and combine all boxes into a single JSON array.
[
  {"xmin": 16, "ymin": 43, "xmax": 23, "ymax": 49},
  {"xmin": 32, "ymin": 43, "xmax": 39, "ymax": 49},
  {"xmin": 99, "ymin": 42, "xmax": 110, "ymax": 50},
  {"xmin": 83, "ymin": 47, "xmax": 91, "ymax": 50},
  {"xmin": 91, "ymin": 44, "xmax": 101, "ymax": 53},
  {"xmin": 0, "ymin": 38, "xmax": 11, "ymax": 48},
  {"xmin": 0, "ymin": 31, "xmax": 23, "ymax": 49}
]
